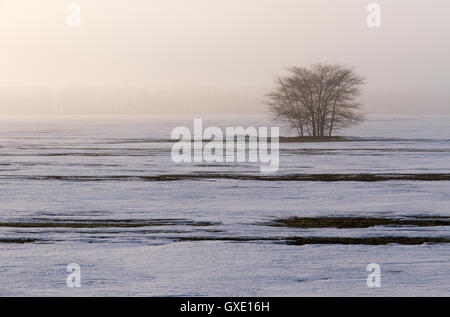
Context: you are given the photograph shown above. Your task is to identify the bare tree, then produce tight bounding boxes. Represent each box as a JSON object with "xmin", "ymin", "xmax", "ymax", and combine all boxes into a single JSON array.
[{"xmin": 267, "ymin": 63, "xmax": 365, "ymax": 136}]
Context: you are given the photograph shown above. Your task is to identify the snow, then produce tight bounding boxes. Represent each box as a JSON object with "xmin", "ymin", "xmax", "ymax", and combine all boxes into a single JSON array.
[{"xmin": 0, "ymin": 114, "xmax": 449, "ymax": 296}]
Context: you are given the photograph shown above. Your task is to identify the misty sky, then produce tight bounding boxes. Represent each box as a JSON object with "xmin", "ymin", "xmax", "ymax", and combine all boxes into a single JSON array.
[{"xmin": 1, "ymin": 0, "xmax": 449, "ymax": 113}]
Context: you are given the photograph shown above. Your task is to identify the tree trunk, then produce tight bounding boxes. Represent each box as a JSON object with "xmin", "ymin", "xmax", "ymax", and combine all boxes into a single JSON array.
[{"xmin": 329, "ymin": 106, "xmax": 336, "ymax": 136}]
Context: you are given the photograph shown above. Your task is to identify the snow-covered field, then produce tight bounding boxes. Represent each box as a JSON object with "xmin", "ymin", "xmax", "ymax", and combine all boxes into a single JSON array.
[{"xmin": 0, "ymin": 114, "xmax": 449, "ymax": 296}]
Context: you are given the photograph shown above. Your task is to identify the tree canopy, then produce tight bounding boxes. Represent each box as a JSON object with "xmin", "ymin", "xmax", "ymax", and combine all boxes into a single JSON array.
[{"xmin": 267, "ymin": 63, "xmax": 365, "ymax": 137}]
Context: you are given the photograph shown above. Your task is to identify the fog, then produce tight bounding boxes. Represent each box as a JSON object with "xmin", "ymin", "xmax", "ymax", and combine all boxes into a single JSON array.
[{"xmin": 1, "ymin": 0, "xmax": 449, "ymax": 114}]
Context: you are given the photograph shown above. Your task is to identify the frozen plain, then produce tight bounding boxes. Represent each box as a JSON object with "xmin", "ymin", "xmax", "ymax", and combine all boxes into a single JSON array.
[{"xmin": 0, "ymin": 114, "xmax": 449, "ymax": 296}]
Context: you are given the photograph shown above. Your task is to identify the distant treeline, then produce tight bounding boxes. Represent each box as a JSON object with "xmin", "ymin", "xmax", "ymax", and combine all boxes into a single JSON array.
[
  {"xmin": 0, "ymin": 87, "xmax": 263, "ymax": 114},
  {"xmin": 362, "ymin": 91, "xmax": 450, "ymax": 115},
  {"xmin": 0, "ymin": 87, "xmax": 448, "ymax": 115}
]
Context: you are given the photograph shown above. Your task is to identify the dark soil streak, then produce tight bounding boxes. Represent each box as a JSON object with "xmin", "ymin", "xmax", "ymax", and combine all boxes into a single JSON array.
[
  {"xmin": 1, "ymin": 173, "xmax": 449, "ymax": 182},
  {"xmin": 285, "ymin": 237, "xmax": 450, "ymax": 246},
  {"xmin": 270, "ymin": 216, "xmax": 450, "ymax": 229},
  {"xmin": 0, "ymin": 219, "xmax": 218, "ymax": 229}
]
